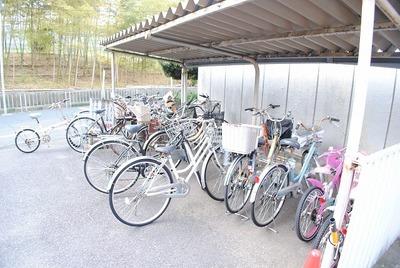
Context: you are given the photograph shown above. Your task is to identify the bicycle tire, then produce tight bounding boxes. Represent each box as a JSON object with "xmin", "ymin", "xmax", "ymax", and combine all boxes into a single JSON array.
[
  {"xmin": 294, "ymin": 186, "xmax": 325, "ymax": 242},
  {"xmin": 313, "ymin": 218, "xmax": 340, "ymax": 268},
  {"xmin": 109, "ymin": 157, "xmax": 173, "ymax": 226},
  {"xmin": 83, "ymin": 139, "xmax": 140, "ymax": 193},
  {"xmin": 65, "ymin": 116, "xmax": 103, "ymax": 153},
  {"xmin": 203, "ymin": 148, "xmax": 231, "ymax": 201},
  {"xmin": 142, "ymin": 130, "xmax": 169, "ymax": 157},
  {"xmin": 224, "ymin": 154, "xmax": 253, "ymax": 213},
  {"xmin": 15, "ymin": 129, "xmax": 40, "ymax": 153},
  {"xmin": 251, "ymin": 164, "xmax": 289, "ymax": 227}
]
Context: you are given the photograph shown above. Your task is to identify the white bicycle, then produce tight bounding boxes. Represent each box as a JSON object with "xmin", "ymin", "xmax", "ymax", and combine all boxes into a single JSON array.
[
  {"xmin": 15, "ymin": 99, "xmax": 73, "ymax": 153},
  {"xmin": 107, "ymin": 118, "xmax": 232, "ymax": 226}
]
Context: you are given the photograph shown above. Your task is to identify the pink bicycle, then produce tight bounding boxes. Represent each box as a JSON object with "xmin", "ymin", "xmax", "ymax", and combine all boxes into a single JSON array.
[{"xmin": 294, "ymin": 147, "xmax": 346, "ymax": 242}]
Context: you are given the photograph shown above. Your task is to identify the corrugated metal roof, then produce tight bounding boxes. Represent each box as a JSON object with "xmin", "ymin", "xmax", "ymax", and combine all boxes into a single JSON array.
[{"xmin": 101, "ymin": 0, "xmax": 400, "ymax": 65}]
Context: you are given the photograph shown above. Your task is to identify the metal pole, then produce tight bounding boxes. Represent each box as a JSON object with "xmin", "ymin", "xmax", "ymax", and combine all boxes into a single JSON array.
[
  {"xmin": 111, "ymin": 52, "xmax": 115, "ymax": 98},
  {"xmin": 321, "ymin": 0, "xmax": 376, "ymax": 267},
  {"xmin": 0, "ymin": 0, "xmax": 7, "ymax": 114},
  {"xmin": 181, "ymin": 65, "xmax": 187, "ymax": 105}
]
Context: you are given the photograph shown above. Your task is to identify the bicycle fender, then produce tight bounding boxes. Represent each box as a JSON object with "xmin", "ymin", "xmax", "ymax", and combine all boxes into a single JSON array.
[
  {"xmin": 199, "ymin": 151, "xmax": 214, "ymax": 189},
  {"xmin": 249, "ymin": 163, "xmax": 281, "ymax": 203},
  {"xmin": 107, "ymin": 155, "xmax": 160, "ymax": 191},
  {"xmin": 307, "ymin": 178, "xmax": 324, "ymax": 189}
]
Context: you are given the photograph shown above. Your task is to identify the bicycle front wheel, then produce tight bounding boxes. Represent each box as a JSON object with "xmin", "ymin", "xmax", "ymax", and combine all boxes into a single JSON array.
[
  {"xmin": 15, "ymin": 129, "xmax": 40, "ymax": 153},
  {"xmin": 294, "ymin": 186, "xmax": 325, "ymax": 242},
  {"xmin": 203, "ymin": 149, "xmax": 232, "ymax": 201},
  {"xmin": 251, "ymin": 164, "xmax": 289, "ymax": 227},
  {"xmin": 66, "ymin": 116, "xmax": 102, "ymax": 153},
  {"xmin": 83, "ymin": 139, "xmax": 140, "ymax": 193},
  {"xmin": 109, "ymin": 157, "xmax": 174, "ymax": 226},
  {"xmin": 224, "ymin": 154, "xmax": 253, "ymax": 213}
]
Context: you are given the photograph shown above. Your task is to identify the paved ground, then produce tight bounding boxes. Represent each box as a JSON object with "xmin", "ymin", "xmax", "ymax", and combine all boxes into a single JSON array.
[
  {"xmin": 1, "ymin": 109, "xmax": 399, "ymax": 267},
  {"xmin": 0, "ymin": 109, "xmax": 313, "ymax": 267}
]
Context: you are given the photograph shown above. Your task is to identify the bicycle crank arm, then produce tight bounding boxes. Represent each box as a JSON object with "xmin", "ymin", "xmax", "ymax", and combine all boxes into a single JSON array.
[
  {"xmin": 147, "ymin": 182, "xmax": 191, "ymax": 198},
  {"xmin": 277, "ymin": 182, "xmax": 302, "ymax": 198}
]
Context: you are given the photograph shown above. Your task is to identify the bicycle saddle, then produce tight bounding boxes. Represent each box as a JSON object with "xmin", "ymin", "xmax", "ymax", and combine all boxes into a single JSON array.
[
  {"xmin": 279, "ymin": 138, "xmax": 300, "ymax": 149},
  {"xmin": 155, "ymin": 145, "xmax": 177, "ymax": 155},
  {"xmin": 94, "ymin": 108, "xmax": 106, "ymax": 114},
  {"xmin": 29, "ymin": 113, "xmax": 42, "ymax": 119},
  {"xmin": 125, "ymin": 123, "xmax": 144, "ymax": 134}
]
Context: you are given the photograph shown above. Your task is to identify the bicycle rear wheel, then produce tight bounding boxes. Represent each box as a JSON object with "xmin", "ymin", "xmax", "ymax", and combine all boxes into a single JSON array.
[
  {"xmin": 109, "ymin": 157, "xmax": 173, "ymax": 226},
  {"xmin": 66, "ymin": 116, "xmax": 102, "ymax": 153},
  {"xmin": 224, "ymin": 154, "xmax": 253, "ymax": 213},
  {"xmin": 294, "ymin": 186, "xmax": 325, "ymax": 241},
  {"xmin": 251, "ymin": 164, "xmax": 289, "ymax": 227},
  {"xmin": 15, "ymin": 129, "xmax": 40, "ymax": 153},
  {"xmin": 203, "ymin": 149, "xmax": 232, "ymax": 201},
  {"xmin": 143, "ymin": 130, "xmax": 169, "ymax": 157},
  {"xmin": 83, "ymin": 139, "xmax": 140, "ymax": 193}
]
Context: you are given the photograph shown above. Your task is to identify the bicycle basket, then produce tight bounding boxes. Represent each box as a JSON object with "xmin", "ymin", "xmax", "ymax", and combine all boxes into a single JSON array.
[
  {"xmin": 209, "ymin": 126, "xmax": 223, "ymax": 149},
  {"xmin": 266, "ymin": 119, "xmax": 293, "ymax": 140},
  {"xmin": 113, "ymin": 98, "xmax": 129, "ymax": 119},
  {"xmin": 222, "ymin": 123, "xmax": 261, "ymax": 154},
  {"xmin": 294, "ymin": 129, "xmax": 324, "ymax": 148},
  {"xmin": 164, "ymin": 120, "xmax": 198, "ymax": 141}
]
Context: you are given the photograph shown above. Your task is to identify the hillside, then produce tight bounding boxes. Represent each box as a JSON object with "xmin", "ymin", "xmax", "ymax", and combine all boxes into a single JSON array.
[{"xmin": 3, "ymin": 53, "xmax": 171, "ymax": 91}]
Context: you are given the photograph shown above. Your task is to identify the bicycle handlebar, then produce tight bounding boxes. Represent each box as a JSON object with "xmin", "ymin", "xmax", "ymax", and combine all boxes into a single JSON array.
[
  {"xmin": 48, "ymin": 99, "xmax": 69, "ymax": 109},
  {"xmin": 296, "ymin": 116, "xmax": 340, "ymax": 131}
]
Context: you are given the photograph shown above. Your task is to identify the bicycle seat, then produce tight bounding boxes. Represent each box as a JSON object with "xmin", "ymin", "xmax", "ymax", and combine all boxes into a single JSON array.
[
  {"xmin": 155, "ymin": 145, "xmax": 177, "ymax": 155},
  {"xmin": 125, "ymin": 123, "xmax": 144, "ymax": 134},
  {"xmin": 29, "ymin": 113, "xmax": 42, "ymax": 119},
  {"xmin": 279, "ymin": 138, "xmax": 300, "ymax": 149},
  {"xmin": 94, "ymin": 108, "xmax": 106, "ymax": 114}
]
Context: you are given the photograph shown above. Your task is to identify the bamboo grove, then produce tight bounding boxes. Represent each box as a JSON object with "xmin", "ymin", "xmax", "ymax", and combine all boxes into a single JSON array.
[{"xmin": 1, "ymin": 0, "xmax": 181, "ymax": 89}]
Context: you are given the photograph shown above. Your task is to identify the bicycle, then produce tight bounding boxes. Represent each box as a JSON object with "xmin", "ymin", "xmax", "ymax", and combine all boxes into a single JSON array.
[
  {"xmin": 294, "ymin": 147, "xmax": 345, "ymax": 242},
  {"xmin": 107, "ymin": 118, "xmax": 228, "ymax": 226},
  {"xmin": 82, "ymin": 97, "xmax": 207, "ymax": 194},
  {"xmin": 65, "ymin": 95, "xmax": 148, "ymax": 153},
  {"xmin": 312, "ymin": 153, "xmax": 362, "ymax": 267},
  {"xmin": 223, "ymin": 105, "xmax": 293, "ymax": 214},
  {"xmin": 249, "ymin": 116, "xmax": 340, "ymax": 228},
  {"xmin": 15, "ymin": 99, "xmax": 71, "ymax": 153}
]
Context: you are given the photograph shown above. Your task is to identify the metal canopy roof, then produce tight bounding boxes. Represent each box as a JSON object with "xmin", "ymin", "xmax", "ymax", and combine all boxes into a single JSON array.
[{"xmin": 101, "ymin": 0, "xmax": 400, "ymax": 66}]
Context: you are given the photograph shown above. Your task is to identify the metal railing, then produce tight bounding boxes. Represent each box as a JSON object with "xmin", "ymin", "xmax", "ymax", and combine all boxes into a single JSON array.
[{"xmin": 0, "ymin": 86, "xmax": 197, "ymax": 113}]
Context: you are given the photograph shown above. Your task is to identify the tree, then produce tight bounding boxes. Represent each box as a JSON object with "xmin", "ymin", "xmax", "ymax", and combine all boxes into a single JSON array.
[{"xmin": 160, "ymin": 62, "xmax": 198, "ymax": 83}]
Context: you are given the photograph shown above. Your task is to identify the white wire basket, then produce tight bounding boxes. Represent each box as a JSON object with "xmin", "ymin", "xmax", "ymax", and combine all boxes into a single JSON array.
[
  {"xmin": 129, "ymin": 104, "xmax": 151, "ymax": 122},
  {"xmin": 164, "ymin": 120, "xmax": 198, "ymax": 141},
  {"xmin": 222, "ymin": 123, "xmax": 261, "ymax": 154},
  {"xmin": 294, "ymin": 129, "xmax": 324, "ymax": 148},
  {"xmin": 208, "ymin": 126, "xmax": 223, "ymax": 149}
]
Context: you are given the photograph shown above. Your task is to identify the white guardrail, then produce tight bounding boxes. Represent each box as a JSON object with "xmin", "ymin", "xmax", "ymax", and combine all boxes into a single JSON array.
[
  {"xmin": 0, "ymin": 87, "xmax": 197, "ymax": 113},
  {"xmin": 339, "ymin": 142, "xmax": 400, "ymax": 267}
]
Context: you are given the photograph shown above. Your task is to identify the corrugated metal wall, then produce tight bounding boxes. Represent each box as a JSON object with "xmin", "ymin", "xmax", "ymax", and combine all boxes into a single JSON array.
[{"xmin": 198, "ymin": 64, "xmax": 400, "ymax": 153}]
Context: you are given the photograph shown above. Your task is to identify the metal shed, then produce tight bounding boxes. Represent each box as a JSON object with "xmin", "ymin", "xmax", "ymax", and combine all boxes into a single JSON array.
[{"xmin": 101, "ymin": 0, "xmax": 400, "ymax": 267}]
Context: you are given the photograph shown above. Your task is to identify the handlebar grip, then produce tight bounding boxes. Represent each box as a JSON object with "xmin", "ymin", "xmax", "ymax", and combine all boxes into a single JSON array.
[
  {"xmin": 245, "ymin": 108, "xmax": 254, "ymax": 112},
  {"xmin": 186, "ymin": 97, "xmax": 196, "ymax": 105},
  {"xmin": 330, "ymin": 117, "xmax": 340, "ymax": 122},
  {"xmin": 269, "ymin": 104, "xmax": 280, "ymax": 109},
  {"xmin": 199, "ymin": 94, "xmax": 208, "ymax": 99}
]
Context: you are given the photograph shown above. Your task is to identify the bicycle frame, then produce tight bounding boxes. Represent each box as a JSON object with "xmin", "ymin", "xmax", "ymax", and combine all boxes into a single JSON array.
[
  {"xmin": 249, "ymin": 139, "xmax": 320, "ymax": 202},
  {"xmin": 109, "ymin": 122, "xmax": 222, "ymax": 197}
]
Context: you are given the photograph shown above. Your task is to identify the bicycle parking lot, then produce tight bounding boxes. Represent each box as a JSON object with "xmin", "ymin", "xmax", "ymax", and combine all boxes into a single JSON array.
[{"xmin": 0, "ymin": 110, "xmax": 313, "ymax": 267}]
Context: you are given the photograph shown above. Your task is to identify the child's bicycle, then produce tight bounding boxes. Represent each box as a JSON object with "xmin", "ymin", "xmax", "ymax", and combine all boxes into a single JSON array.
[
  {"xmin": 15, "ymin": 99, "xmax": 71, "ymax": 153},
  {"xmin": 294, "ymin": 146, "xmax": 346, "ymax": 241}
]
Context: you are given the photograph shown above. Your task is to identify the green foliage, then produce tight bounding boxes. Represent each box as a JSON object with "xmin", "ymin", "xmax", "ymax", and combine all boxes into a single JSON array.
[
  {"xmin": 160, "ymin": 62, "xmax": 198, "ymax": 81},
  {"xmin": 26, "ymin": 26, "xmax": 54, "ymax": 53}
]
